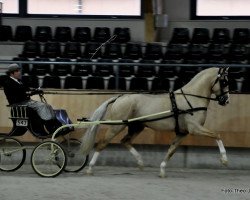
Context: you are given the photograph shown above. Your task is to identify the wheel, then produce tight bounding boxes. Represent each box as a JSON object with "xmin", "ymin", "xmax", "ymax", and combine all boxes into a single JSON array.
[
  {"xmin": 0, "ymin": 137, "xmax": 26, "ymax": 172},
  {"xmin": 31, "ymin": 141, "xmax": 67, "ymax": 177},
  {"xmin": 60, "ymin": 138, "xmax": 89, "ymax": 172}
]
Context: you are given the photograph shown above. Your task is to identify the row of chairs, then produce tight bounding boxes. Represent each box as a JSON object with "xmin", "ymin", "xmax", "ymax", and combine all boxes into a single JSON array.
[
  {"xmin": 170, "ymin": 27, "xmax": 250, "ymax": 45},
  {"xmin": 13, "ymin": 56, "xmax": 248, "ymax": 89},
  {"xmin": 20, "ymin": 41, "xmax": 166, "ymax": 60},
  {"xmin": 0, "ymin": 25, "xmax": 131, "ymax": 43},
  {"xmin": 19, "ymin": 40, "xmax": 250, "ymax": 62},
  {"xmin": 19, "ymin": 73, "xmax": 250, "ymax": 93},
  {"xmin": 14, "ymin": 57, "xmax": 192, "ymax": 78},
  {"xmin": 21, "ymin": 75, "xmax": 178, "ymax": 91}
]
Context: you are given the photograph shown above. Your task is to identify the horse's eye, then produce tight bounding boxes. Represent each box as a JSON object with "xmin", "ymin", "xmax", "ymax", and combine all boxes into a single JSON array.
[{"xmin": 221, "ymin": 80, "xmax": 228, "ymax": 87}]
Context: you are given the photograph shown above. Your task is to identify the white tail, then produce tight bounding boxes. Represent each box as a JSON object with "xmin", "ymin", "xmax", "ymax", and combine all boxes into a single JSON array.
[{"xmin": 80, "ymin": 96, "xmax": 120, "ymax": 155}]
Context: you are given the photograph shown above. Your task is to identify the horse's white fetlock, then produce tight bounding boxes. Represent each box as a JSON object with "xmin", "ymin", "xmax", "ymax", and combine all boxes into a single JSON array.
[
  {"xmin": 159, "ymin": 161, "xmax": 167, "ymax": 178},
  {"xmin": 220, "ymin": 154, "xmax": 228, "ymax": 166},
  {"xmin": 138, "ymin": 160, "xmax": 144, "ymax": 170},
  {"xmin": 86, "ymin": 166, "xmax": 94, "ymax": 175}
]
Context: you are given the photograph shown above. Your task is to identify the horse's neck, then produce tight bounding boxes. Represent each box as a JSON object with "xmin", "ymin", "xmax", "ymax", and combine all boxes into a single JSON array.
[{"xmin": 181, "ymin": 71, "xmax": 214, "ymax": 98}]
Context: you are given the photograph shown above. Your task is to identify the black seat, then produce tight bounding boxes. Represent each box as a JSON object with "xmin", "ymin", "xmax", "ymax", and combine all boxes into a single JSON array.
[
  {"xmin": 42, "ymin": 75, "xmax": 61, "ymax": 89},
  {"xmin": 129, "ymin": 77, "xmax": 148, "ymax": 91},
  {"xmin": 103, "ymin": 43, "xmax": 122, "ymax": 59},
  {"xmin": 85, "ymin": 76, "xmax": 105, "ymax": 89},
  {"xmin": 228, "ymin": 67, "xmax": 244, "ymax": 80},
  {"xmin": 0, "ymin": 25, "xmax": 13, "ymax": 41},
  {"xmin": 34, "ymin": 26, "xmax": 52, "ymax": 42},
  {"xmin": 151, "ymin": 77, "xmax": 170, "ymax": 91},
  {"xmin": 206, "ymin": 43, "xmax": 228, "ymax": 64},
  {"xmin": 83, "ymin": 42, "xmax": 102, "ymax": 59},
  {"xmin": 124, "ymin": 42, "xmax": 143, "ymax": 60},
  {"xmin": 227, "ymin": 44, "xmax": 248, "ymax": 64},
  {"xmin": 164, "ymin": 43, "xmax": 188, "ymax": 63},
  {"xmin": 191, "ymin": 28, "xmax": 210, "ymax": 44},
  {"xmin": 64, "ymin": 76, "xmax": 83, "ymax": 89},
  {"xmin": 53, "ymin": 58, "xmax": 72, "ymax": 76},
  {"xmin": 157, "ymin": 64, "xmax": 176, "ymax": 79},
  {"xmin": 31, "ymin": 58, "xmax": 51, "ymax": 75},
  {"xmin": 0, "ymin": 75, "xmax": 9, "ymax": 88},
  {"xmin": 241, "ymin": 79, "xmax": 250, "ymax": 93},
  {"xmin": 144, "ymin": 43, "xmax": 163, "ymax": 60},
  {"xmin": 72, "ymin": 58, "xmax": 93, "ymax": 76},
  {"xmin": 12, "ymin": 57, "xmax": 30, "ymax": 74},
  {"xmin": 74, "ymin": 27, "xmax": 91, "ymax": 43},
  {"xmin": 21, "ymin": 75, "xmax": 39, "ymax": 88},
  {"xmin": 117, "ymin": 59, "xmax": 135, "ymax": 77},
  {"xmin": 54, "ymin": 26, "xmax": 72, "ymax": 42},
  {"xmin": 136, "ymin": 60, "xmax": 157, "ymax": 77},
  {"xmin": 173, "ymin": 77, "xmax": 186, "ymax": 90},
  {"xmin": 94, "ymin": 59, "xmax": 114, "ymax": 77},
  {"xmin": 228, "ymin": 78, "xmax": 238, "ymax": 93},
  {"xmin": 43, "ymin": 41, "xmax": 61, "ymax": 58},
  {"xmin": 177, "ymin": 67, "xmax": 199, "ymax": 83},
  {"xmin": 170, "ymin": 28, "xmax": 190, "ymax": 44},
  {"xmin": 232, "ymin": 28, "xmax": 249, "ymax": 44},
  {"xmin": 107, "ymin": 76, "xmax": 126, "ymax": 90},
  {"xmin": 14, "ymin": 26, "xmax": 33, "ymax": 42},
  {"xmin": 21, "ymin": 41, "xmax": 41, "ymax": 58},
  {"xmin": 185, "ymin": 44, "xmax": 208, "ymax": 64},
  {"xmin": 63, "ymin": 42, "xmax": 82, "ymax": 58},
  {"xmin": 212, "ymin": 28, "xmax": 230, "ymax": 44},
  {"xmin": 113, "ymin": 27, "xmax": 131, "ymax": 43},
  {"xmin": 93, "ymin": 27, "xmax": 111, "ymax": 42}
]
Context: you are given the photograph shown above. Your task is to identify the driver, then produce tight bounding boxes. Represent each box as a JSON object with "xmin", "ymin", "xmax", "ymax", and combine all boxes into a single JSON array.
[{"xmin": 3, "ymin": 63, "xmax": 56, "ymax": 125}]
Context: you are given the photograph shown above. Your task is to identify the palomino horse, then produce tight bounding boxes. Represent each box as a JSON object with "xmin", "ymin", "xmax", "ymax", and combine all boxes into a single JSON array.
[{"xmin": 80, "ymin": 67, "xmax": 229, "ymax": 177}]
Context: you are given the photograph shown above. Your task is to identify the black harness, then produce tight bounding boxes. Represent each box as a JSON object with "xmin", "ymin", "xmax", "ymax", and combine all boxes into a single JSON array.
[{"xmin": 169, "ymin": 91, "xmax": 207, "ymax": 136}]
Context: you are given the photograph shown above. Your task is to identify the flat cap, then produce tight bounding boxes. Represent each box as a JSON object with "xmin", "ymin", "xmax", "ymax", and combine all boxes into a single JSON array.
[{"xmin": 6, "ymin": 63, "xmax": 22, "ymax": 73}]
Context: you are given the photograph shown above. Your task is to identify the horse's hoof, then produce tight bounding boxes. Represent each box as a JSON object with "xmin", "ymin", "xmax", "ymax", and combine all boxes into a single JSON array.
[
  {"xmin": 86, "ymin": 169, "xmax": 94, "ymax": 175},
  {"xmin": 138, "ymin": 164, "xmax": 144, "ymax": 171},
  {"xmin": 158, "ymin": 172, "xmax": 166, "ymax": 178},
  {"xmin": 221, "ymin": 158, "xmax": 228, "ymax": 166}
]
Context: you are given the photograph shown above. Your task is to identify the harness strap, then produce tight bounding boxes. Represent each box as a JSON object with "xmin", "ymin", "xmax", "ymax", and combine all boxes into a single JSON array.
[
  {"xmin": 169, "ymin": 91, "xmax": 182, "ymax": 135},
  {"xmin": 181, "ymin": 88, "xmax": 193, "ymax": 114},
  {"xmin": 101, "ymin": 107, "xmax": 207, "ymax": 125}
]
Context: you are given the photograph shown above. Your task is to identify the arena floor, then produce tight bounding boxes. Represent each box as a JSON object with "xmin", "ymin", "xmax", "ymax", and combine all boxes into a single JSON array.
[{"xmin": 0, "ymin": 165, "xmax": 249, "ymax": 200}]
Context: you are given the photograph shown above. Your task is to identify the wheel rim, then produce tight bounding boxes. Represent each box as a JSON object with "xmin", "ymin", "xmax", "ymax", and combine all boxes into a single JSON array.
[
  {"xmin": 31, "ymin": 141, "xmax": 66, "ymax": 177},
  {"xmin": 0, "ymin": 138, "xmax": 26, "ymax": 172},
  {"xmin": 61, "ymin": 139, "xmax": 88, "ymax": 172}
]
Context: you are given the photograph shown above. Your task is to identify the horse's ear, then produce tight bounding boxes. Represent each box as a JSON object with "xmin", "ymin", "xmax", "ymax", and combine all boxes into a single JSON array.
[
  {"xmin": 224, "ymin": 67, "xmax": 229, "ymax": 74},
  {"xmin": 220, "ymin": 67, "xmax": 229, "ymax": 74}
]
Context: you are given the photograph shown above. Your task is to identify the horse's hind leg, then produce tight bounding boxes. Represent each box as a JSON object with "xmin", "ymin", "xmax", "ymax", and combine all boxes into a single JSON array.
[
  {"xmin": 86, "ymin": 125, "xmax": 125, "ymax": 175},
  {"xmin": 120, "ymin": 123, "xmax": 145, "ymax": 170},
  {"xmin": 159, "ymin": 135, "xmax": 186, "ymax": 178}
]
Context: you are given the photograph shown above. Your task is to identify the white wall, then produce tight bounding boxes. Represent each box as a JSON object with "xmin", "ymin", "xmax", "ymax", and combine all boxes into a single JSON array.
[
  {"xmin": 160, "ymin": 0, "xmax": 250, "ymax": 42},
  {"xmin": 1, "ymin": 17, "xmax": 145, "ymax": 42}
]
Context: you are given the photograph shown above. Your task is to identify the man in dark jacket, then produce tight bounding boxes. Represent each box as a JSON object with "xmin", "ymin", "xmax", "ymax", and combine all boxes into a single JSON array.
[{"xmin": 3, "ymin": 63, "xmax": 55, "ymax": 121}]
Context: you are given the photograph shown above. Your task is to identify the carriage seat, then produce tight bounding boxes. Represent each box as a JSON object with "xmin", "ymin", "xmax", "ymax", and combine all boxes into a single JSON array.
[
  {"xmin": 8, "ymin": 105, "xmax": 29, "ymax": 122},
  {"xmin": 54, "ymin": 109, "xmax": 72, "ymax": 125},
  {"xmin": 7, "ymin": 105, "xmax": 73, "ymax": 138}
]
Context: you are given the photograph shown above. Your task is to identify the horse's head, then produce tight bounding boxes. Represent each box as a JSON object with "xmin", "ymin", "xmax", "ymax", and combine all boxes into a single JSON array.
[{"xmin": 211, "ymin": 67, "xmax": 230, "ymax": 106}]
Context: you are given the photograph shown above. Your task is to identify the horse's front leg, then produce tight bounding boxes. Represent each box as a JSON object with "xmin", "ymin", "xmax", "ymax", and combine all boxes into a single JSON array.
[
  {"xmin": 216, "ymin": 139, "xmax": 228, "ymax": 166},
  {"xmin": 189, "ymin": 121, "xmax": 228, "ymax": 166},
  {"xmin": 159, "ymin": 135, "xmax": 186, "ymax": 178}
]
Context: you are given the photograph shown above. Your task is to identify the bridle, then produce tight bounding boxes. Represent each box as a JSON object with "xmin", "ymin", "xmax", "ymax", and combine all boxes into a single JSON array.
[
  {"xmin": 177, "ymin": 67, "xmax": 229, "ymax": 105},
  {"xmin": 211, "ymin": 67, "xmax": 229, "ymax": 105}
]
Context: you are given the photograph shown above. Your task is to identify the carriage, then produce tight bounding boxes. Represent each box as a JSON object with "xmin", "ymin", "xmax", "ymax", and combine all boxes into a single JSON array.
[
  {"xmin": 0, "ymin": 93, "xmax": 89, "ymax": 177},
  {"xmin": 1, "ymin": 67, "xmax": 230, "ymax": 178}
]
